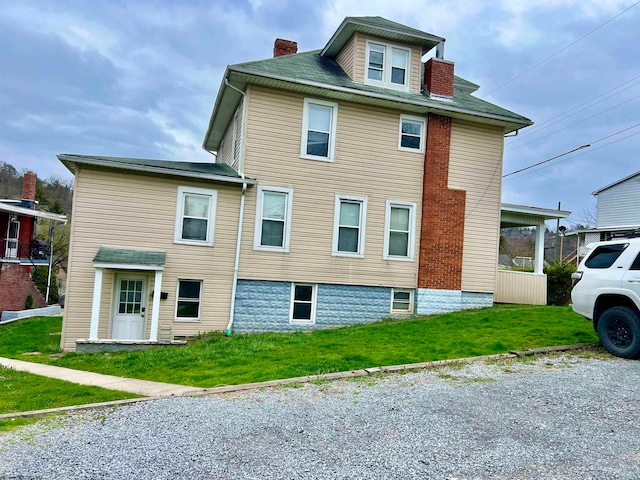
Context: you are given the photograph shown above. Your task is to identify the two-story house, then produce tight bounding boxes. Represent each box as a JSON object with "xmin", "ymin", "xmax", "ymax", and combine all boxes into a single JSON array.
[
  {"xmin": 0, "ymin": 171, "xmax": 67, "ymax": 316},
  {"xmin": 59, "ymin": 17, "xmax": 532, "ymax": 351}
]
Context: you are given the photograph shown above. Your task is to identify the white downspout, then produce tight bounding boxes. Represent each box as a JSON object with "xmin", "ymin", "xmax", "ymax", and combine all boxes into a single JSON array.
[
  {"xmin": 224, "ymin": 76, "xmax": 248, "ymax": 335},
  {"xmin": 227, "ymin": 177, "xmax": 247, "ymax": 335}
]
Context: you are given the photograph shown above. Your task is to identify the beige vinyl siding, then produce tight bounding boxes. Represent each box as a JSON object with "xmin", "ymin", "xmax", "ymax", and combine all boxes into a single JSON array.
[
  {"xmin": 448, "ymin": 120, "xmax": 505, "ymax": 293},
  {"xmin": 353, "ymin": 34, "xmax": 422, "ymax": 94},
  {"xmin": 61, "ymin": 167, "xmax": 241, "ymax": 350},
  {"xmin": 240, "ymin": 86, "xmax": 423, "ymax": 287},
  {"xmin": 336, "ymin": 34, "xmax": 356, "ymax": 79},
  {"xmin": 217, "ymin": 98, "xmax": 243, "ymax": 170},
  {"xmin": 495, "ymin": 270, "xmax": 547, "ymax": 305},
  {"xmin": 218, "ymin": 121, "xmax": 234, "ymax": 167}
]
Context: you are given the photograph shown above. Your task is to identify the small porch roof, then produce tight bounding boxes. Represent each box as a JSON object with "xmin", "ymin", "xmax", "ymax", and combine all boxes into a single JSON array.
[
  {"xmin": 0, "ymin": 202, "xmax": 67, "ymax": 223},
  {"xmin": 93, "ymin": 247, "xmax": 166, "ymax": 271},
  {"xmin": 500, "ymin": 203, "xmax": 571, "ymax": 228}
]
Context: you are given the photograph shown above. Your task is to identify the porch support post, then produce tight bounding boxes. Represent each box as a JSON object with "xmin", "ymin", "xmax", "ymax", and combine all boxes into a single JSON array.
[
  {"xmin": 149, "ymin": 269, "xmax": 163, "ymax": 342},
  {"xmin": 534, "ymin": 222, "xmax": 546, "ymax": 274},
  {"xmin": 89, "ymin": 268, "xmax": 103, "ymax": 341}
]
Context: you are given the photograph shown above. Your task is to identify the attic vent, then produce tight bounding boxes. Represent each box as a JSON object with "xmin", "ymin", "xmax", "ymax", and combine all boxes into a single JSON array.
[{"xmin": 274, "ymin": 38, "xmax": 298, "ymax": 57}]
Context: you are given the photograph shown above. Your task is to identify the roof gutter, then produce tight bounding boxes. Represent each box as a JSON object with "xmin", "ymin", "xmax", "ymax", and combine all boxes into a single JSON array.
[
  {"xmin": 58, "ymin": 155, "xmax": 257, "ymax": 186},
  {"xmin": 228, "ymin": 67, "xmax": 532, "ymax": 130}
]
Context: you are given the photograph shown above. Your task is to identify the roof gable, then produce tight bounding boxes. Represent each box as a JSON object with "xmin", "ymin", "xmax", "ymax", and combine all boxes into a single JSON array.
[
  {"xmin": 593, "ymin": 170, "xmax": 640, "ymax": 195},
  {"xmin": 321, "ymin": 16, "xmax": 444, "ymax": 58}
]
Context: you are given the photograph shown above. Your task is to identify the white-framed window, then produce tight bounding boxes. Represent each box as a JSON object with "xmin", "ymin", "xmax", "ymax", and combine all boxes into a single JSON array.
[
  {"xmin": 300, "ymin": 98, "xmax": 338, "ymax": 162},
  {"xmin": 384, "ymin": 200, "xmax": 417, "ymax": 261},
  {"xmin": 290, "ymin": 283, "xmax": 317, "ymax": 324},
  {"xmin": 398, "ymin": 115, "xmax": 426, "ymax": 152},
  {"xmin": 175, "ymin": 279, "xmax": 203, "ymax": 321},
  {"xmin": 332, "ymin": 194, "xmax": 367, "ymax": 258},
  {"xmin": 253, "ymin": 186, "xmax": 294, "ymax": 252},
  {"xmin": 391, "ymin": 288, "xmax": 414, "ymax": 314},
  {"xmin": 365, "ymin": 41, "xmax": 411, "ymax": 91},
  {"xmin": 174, "ymin": 186, "xmax": 217, "ymax": 246}
]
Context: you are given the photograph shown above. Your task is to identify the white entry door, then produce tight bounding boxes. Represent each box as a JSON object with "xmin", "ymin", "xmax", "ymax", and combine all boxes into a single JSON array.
[
  {"xmin": 5, "ymin": 218, "xmax": 19, "ymax": 258},
  {"xmin": 112, "ymin": 276, "xmax": 146, "ymax": 340}
]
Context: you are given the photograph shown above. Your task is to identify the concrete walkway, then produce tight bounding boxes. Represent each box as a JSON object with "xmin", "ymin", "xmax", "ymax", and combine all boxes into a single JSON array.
[{"xmin": 0, "ymin": 357, "xmax": 206, "ymax": 397}]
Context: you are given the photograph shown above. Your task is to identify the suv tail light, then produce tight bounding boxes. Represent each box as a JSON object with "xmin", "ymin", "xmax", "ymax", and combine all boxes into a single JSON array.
[{"xmin": 571, "ymin": 271, "xmax": 583, "ymax": 288}]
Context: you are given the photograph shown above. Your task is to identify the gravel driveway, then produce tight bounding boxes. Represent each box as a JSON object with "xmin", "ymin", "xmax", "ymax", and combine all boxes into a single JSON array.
[{"xmin": 1, "ymin": 353, "xmax": 639, "ymax": 479}]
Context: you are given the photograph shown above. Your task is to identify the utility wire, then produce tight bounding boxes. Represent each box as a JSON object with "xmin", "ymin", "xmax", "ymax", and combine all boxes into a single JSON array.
[
  {"xmin": 505, "ymin": 130, "xmax": 640, "ymax": 180},
  {"xmin": 508, "ymin": 77, "xmax": 640, "ymax": 142},
  {"xmin": 503, "ymin": 144, "xmax": 591, "ymax": 177},
  {"xmin": 503, "ymin": 122, "xmax": 640, "ymax": 177},
  {"xmin": 505, "ymin": 93, "xmax": 640, "ymax": 152},
  {"xmin": 480, "ymin": 0, "xmax": 640, "ymax": 99}
]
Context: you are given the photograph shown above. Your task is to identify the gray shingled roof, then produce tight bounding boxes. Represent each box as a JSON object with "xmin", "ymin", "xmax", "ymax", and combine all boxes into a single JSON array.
[
  {"xmin": 231, "ymin": 50, "xmax": 530, "ymax": 123},
  {"xmin": 94, "ymin": 247, "xmax": 166, "ymax": 267},
  {"xmin": 344, "ymin": 16, "xmax": 441, "ymax": 39},
  {"xmin": 58, "ymin": 154, "xmax": 257, "ymax": 185}
]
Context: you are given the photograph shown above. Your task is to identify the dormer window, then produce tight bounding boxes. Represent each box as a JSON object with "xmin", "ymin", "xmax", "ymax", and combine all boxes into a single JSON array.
[{"xmin": 365, "ymin": 41, "xmax": 410, "ymax": 91}]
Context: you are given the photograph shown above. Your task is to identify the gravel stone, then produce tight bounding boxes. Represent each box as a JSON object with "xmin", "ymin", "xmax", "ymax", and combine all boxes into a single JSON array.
[{"xmin": 1, "ymin": 354, "xmax": 640, "ymax": 479}]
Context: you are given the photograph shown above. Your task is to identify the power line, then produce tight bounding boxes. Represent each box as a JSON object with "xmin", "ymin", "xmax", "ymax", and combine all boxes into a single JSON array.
[
  {"xmin": 503, "ymin": 144, "xmax": 590, "ymax": 177},
  {"xmin": 480, "ymin": 0, "xmax": 640, "ymax": 99},
  {"xmin": 505, "ymin": 93, "xmax": 640, "ymax": 152},
  {"xmin": 508, "ymin": 76, "xmax": 640, "ymax": 143},
  {"xmin": 505, "ymin": 130, "xmax": 640, "ymax": 180},
  {"xmin": 503, "ymin": 122, "xmax": 640, "ymax": 177}
]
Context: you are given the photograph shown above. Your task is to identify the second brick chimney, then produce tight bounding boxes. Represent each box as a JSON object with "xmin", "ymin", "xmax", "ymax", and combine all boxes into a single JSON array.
[
  {"xmin": 273, "ymin": 38, "xmax": 298, "ymax": 57},
  {"xmin": 22, "ymin": 171, "xmax": 37, "ymax": 201},
  {"xmin": 423, "ymin": 57, "xmax": 455, "ymax": 99}
]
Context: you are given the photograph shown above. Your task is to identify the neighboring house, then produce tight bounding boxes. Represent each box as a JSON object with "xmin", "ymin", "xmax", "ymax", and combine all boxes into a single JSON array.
[
  {"xmin": 569, "ymin": 170, "xmax": 640, "ymax": 262},
  {"xmin": 0, "ymin": 172, "xmax": 67, "ymax": 315},
  {"xmin": 59, "ymin": 16, "xmax": 532, "ymax": 352}
]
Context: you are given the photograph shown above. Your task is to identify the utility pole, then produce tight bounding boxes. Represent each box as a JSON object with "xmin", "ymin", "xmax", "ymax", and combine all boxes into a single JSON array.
[{"xmin": 555, "ymin": 201, "xmax": 561, "ymax": 262}]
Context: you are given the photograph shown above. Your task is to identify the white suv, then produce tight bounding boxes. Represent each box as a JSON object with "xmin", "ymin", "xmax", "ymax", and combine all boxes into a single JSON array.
[{"xmin": 571, "ymin": 238, "xmax": 640, "ymax": 358}]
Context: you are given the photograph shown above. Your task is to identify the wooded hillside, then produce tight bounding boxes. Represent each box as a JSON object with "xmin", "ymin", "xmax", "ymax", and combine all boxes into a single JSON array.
[{"xmin": 0, "ymin": 161, "xmax": 72, "ymax": 214}]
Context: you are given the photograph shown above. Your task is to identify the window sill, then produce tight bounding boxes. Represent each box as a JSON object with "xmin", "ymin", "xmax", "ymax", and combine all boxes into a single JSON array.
[
  {"xmin": 290, "ymin": 320, "xmax": 315, "ymax": 325},
  {"xmin": 332, "ymin": 251, "xmax": 365, "ymax": 259},
  {"xmin": 253, "ymin": 245, "xmax": 289, "ymax": 253},
  {"xmin": 174, "ymin": 239, "xmax": 213, "ymax": 247},
  {"xmin": 397, "ymin": 146, "xmax": 424, "ymax": 154},
  {"xmin": 174, "ymin": 318, "xmax": 201, "ymax": 323},
  {"xmin": 300, "ymin": 154, "xmax": 334, "ymax": 163},
  {"xmin": 364, "ymin": 79, "xmax": 410, "ymax": 92},
  {"xmin": 383, "ymin": 256, "xmax": 415, "ymax": 262}
]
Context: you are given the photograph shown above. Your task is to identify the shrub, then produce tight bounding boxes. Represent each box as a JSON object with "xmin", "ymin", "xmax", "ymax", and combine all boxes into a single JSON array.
[
  {"xmin": 545, "ymin": 262, "xmax": 576, "ymax": 306},
  {"xmin": 31, "ymin": 266, "xmax": 59, "ymax": 304},
  {"xmin": 25, "ymin": 295, "xmax": 34, "ymax": 310}
]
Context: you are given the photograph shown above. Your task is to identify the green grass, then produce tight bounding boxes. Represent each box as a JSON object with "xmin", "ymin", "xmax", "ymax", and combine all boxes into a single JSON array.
[
  {"xmin": 0, "ymin": 367, "xmax": 138, "ymax": 416},
  {"xmin": 0, "ymin": 306, "xmax": 598, "ymax": 389}
]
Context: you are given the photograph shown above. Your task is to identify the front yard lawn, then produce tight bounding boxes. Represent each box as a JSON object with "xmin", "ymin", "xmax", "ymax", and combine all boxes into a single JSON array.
[
  {"xmin": 0, "ymin": 367, "xmax": 138, "ymax": 417},
  {"xmin": 0, "ymin": 305, "xmax": 598, "ymax": 388}
]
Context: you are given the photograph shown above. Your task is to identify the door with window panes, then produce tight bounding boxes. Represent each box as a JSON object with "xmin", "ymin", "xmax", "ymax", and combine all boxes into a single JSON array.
[{"xmin": 112, "ymin": 275, "xmax": 147, "ymax": 340}]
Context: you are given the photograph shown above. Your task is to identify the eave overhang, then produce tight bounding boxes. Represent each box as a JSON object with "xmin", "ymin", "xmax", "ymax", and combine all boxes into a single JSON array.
[
  {"xmin": 203, "ymin": 68, "xmax": 532, "ymax": 152},
  {"xmin": 320, "ymin": 17, "xmax": 445, "ymax": 57},
  {"xmin": 58, "ymin": 154, "xmax": 257, "ymax": 186}
]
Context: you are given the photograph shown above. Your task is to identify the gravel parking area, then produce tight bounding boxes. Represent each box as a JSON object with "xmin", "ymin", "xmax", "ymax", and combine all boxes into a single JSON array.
[{"xmin": 1, "ymin": 353, "xmax": 639, "ymax": 479}]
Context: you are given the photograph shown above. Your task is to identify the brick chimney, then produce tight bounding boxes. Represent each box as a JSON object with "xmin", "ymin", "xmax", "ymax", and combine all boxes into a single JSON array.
[
  {"xmin": 423, "ymin": 57, "xmax": 455, "ymax": 99},
  {"xmin": 273, "ymin": 38, "xmax": 298, "ymax": 57},
  {"xmin": 22, "ymin": 171, "xmax": 37, "ymax": 201}
]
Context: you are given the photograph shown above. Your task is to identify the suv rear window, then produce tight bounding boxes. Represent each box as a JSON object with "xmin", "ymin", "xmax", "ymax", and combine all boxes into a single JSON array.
[{"xmin": 585, "ymin": 243, "xmax": 628, "ymax": 269}]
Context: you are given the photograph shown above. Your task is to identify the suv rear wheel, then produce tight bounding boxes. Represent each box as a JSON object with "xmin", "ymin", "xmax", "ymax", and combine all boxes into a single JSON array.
[{"xmin": 597, "ymin": 306, "xmax": 640, "ymax": 359}]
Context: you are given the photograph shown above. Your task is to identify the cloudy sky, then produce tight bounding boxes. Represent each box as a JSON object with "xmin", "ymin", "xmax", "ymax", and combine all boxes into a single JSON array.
[{"xmin": 1, "ymin": 0, "xmax": 639, "ymax": 228}]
